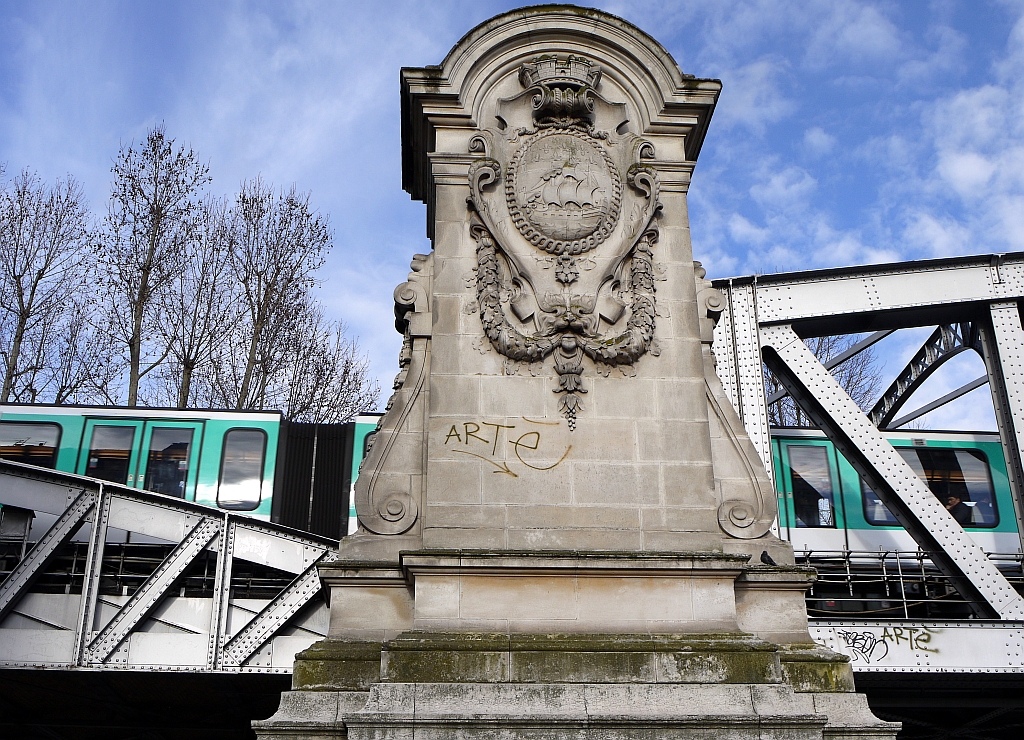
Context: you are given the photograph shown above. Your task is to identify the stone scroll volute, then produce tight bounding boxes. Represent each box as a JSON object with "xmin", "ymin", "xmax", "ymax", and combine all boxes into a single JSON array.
[{"xmin": 351, "ymin": 254, "xmax": 432, "ymax": 536}]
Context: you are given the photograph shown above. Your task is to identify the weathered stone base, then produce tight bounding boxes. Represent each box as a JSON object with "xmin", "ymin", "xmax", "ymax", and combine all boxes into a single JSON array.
[{"xmin": 255, "ymin": 683, "xmax": 898, "ymax": 740}]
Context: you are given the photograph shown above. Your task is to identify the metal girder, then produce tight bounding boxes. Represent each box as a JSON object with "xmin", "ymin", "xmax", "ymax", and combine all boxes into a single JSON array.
[
  {"xmin": 810, "ymin": 620, "xmax": 1024, "ymax": 672},
  {"xmin": 0, "ymin": 489, "xmax": 95, "ymax": 622},
  {"xmin": 221, "ymin": 554, "xmax": 327, "ymax": 667},
  {"xmin": 761, "ymin": 323, "xmax": 1024, "ymax": 619},
  {"xmin": 888, "ymin": 375, "xmax": 989, "ymax": 429},
  {"xmin": 766, "ymin": 330, "xmax": 894, "ymax": 406},
  {"xmin": 714, "ymin": 280, "xmax": 774, "ymax": 477},
  {"xmin": 718, "ymin": 252, "xmax": 1024, "ymax": 328},
  {"xmin": 870, "ymin": 323, "xmax": 981, "ymax": 429},
  {"xmin": 84, "ymin": 517, "xmax": 222, "ymax": 664},
  {"xmin": 982, "ymin": 303, "xmax": 1024, "ymax": 551},
  {"xmin": 0, "ymin": 462, "xmax": 336, "ymax": 673}
]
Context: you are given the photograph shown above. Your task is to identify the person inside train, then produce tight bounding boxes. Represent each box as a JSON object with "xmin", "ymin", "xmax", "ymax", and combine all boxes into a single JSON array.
[{"xmin": 944, "ymin": 494, "xmax": 972, "ymax": 526}]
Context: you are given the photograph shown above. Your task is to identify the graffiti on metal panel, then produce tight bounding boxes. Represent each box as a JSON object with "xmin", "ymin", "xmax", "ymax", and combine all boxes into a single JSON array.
[
  {"xmin": 831, "ymin": 626, "xmax": 938, "ymax": 664},
  {"xmin": 443, "ymin": 417, "xmax": 571, "ymax": 478}
]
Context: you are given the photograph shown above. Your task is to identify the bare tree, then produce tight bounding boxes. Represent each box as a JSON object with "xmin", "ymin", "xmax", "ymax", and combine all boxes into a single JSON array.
[
  {"xmin": 96, "ymin": 124, "xmax": 210, "ymax": 406},
  {"xmin": 152, "ymin": 196, "xmax": 238, "ymax": 408},
  {"xmin": 276, "ymin": 305, "xmax": 378, "ymax": 422},
  {"xmin": 223, "ymin": 178, "xmax": 328, "ymax": 410},
  {"xmin": 0, "ymin": 171, "xmax": 91, "ymax": 402},
  {"xmin": 766, "ymin": 334, "xmax": 883, "ymax": 427}
]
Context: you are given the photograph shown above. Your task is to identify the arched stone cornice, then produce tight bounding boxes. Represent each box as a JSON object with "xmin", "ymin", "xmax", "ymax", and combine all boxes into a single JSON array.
[{"xmin": 401, "ymin": 4, "xmax": 720, "ymax": 203}]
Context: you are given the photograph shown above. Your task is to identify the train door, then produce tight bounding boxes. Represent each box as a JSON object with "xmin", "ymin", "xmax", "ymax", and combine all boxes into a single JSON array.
[
  {"xmin": 776, "ymin": 438, "xmax": 846, "ymax": 551},
  {"xmin": 137, "ymin": 421, "xmax": 203, "ymax": 500},
  {"xmin": 78, "ymin": 419, "xmax": 145, "ymax": 486}
]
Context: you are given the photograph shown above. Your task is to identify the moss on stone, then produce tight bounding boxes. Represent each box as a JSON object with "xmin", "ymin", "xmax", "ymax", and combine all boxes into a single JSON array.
[
  {"xmin": 291, "ymin": 639, "xmax": 383, "ymax": 691},
  {"xmin": 778, "ymin": 644, "xmax": 856, "ymax": 693},
  {"xmin": 379, "ymin": 631, "xmax": 786, "ymax": 685}
]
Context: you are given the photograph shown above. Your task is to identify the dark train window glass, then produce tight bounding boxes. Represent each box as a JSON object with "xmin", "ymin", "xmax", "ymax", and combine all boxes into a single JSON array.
[
  {"xmin": 0, "ymin": 421, "xmax": 61, "ymax": 468},
  {"xmin": 894, "ymin": 447, "xmax": 998, "ymax": 527},
  {"xmin": 787, "ymin": 445, "xmax": 836, "ymax": 528},
  {"xmin": 87, "ymin": 425, "xmax": 135, "ymax": 484},
  {"xmin": 144, "ymin": 427, "xmax": 194, "ymax": 498},
  {"xmin": 861, "ymin": 478, "xmax": 899, "ymax": 526},
  {"xmin": 217, "ymin": 428, "xmax": 266, "ymax": 511}
]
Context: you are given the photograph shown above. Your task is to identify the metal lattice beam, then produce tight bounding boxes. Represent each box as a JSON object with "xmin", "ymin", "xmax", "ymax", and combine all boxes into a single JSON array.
[
  {"xmin": 221, "ymin": 555, "xmax": 327, "ymax": 667},
  {"xmin": 0, "ymin": 463, "xmax": 336, "ymax": 673},
  {"xmin": 761, "ymin": 323, "xmax": 1024, "ymax": 619},
  {"xmin": 84, "ymin": 517, "xmax": 222, "ymax": 663},
  {"xmin": 869, "ymin": 323, "xmax": 981, "ymax": 429},
  {"xmin": 0, "ymin": 489, "xmax": 95, "ymax": 622}
]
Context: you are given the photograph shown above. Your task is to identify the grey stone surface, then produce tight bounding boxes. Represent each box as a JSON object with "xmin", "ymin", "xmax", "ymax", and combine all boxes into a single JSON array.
[{"xmin": 256, "ymin": 6, "xmax": 897, "ymax": 740}]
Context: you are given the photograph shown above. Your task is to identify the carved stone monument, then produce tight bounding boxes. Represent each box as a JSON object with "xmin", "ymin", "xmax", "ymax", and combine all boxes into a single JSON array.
[{"xmin": 255, "ymin": 7, "xmax": 898, "ymax": 739}]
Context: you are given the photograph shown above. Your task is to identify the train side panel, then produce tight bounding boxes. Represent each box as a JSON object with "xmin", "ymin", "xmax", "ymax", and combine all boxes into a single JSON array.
[{"xmin": 772, "ymin": 429, "xmax": 1023, "ymax": 554}]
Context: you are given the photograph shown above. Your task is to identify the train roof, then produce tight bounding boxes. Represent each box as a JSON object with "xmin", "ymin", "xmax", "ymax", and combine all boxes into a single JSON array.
[
  {"xmin": 770, "ymin": 426, "xmax": 1001, "ymax": 443},
  {"xmin": 0, "ymin": 402, "xmax": 282, "ymax": 423}
]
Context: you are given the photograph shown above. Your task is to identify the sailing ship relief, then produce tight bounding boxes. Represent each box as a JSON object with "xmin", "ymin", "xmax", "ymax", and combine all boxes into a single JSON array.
[{"xmin": 516, "ymin": 133, "xmax": 613, "ymax": 242}]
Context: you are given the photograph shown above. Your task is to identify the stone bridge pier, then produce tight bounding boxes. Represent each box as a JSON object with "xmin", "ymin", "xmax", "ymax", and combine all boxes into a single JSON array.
[{"xmin": 256, "ymin": 6, "xmax": 898, "ymax": 739}]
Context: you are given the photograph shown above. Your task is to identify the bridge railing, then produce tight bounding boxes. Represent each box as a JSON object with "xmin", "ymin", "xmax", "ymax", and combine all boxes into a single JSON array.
[{"xmin": 0, "ymin": 459, "xmax": 335, "ymax": 673}]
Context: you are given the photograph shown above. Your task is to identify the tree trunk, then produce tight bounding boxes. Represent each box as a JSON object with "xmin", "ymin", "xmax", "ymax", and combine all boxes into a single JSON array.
[
  {"xmin": 1, "ymin": 311, "xmax": 29, "ymax": 402},
  {"xmin": 179, "ymin": 358, "xmax": 194, "ymax": 409},
  {"xmin": 236, "ymin": 320, "xmax": 262, "ymax": 409}
]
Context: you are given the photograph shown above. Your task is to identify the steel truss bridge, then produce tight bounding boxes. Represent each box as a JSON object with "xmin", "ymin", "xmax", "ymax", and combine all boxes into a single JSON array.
[
  {"xmin": 4, "ymin": 252, "xmax": 1024, "ymax": 736},
  {"xmin": 0, "ymin": 460, "xmax": 332, "ymax": 674}
]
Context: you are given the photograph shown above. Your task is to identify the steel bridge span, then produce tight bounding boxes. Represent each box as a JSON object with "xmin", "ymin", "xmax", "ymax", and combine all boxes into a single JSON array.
[{"xmin": 5, "ymin": 251, "xmax": 1024, "ymax": 736}]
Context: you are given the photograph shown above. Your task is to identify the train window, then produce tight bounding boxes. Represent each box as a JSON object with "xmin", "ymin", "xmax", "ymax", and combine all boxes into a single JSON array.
[
  {"xmin": 217, "ymin": 428, "xmax": 266, "ymax": 511},
  {"xmin": 787, "ymin": 445, "xmax": 836, "ymax": 528},
  {"xmin": 894, "ymin": 447, "xmax": 998, "ymax": 527},
  {"xmin": 861, "ymin": 479, "xmax": 899, "ymax": 525},
  {"xmin": 86, "ymin": 425, "xmax": 135, "ymax": 484},
  {"xmin": 0, "ymin": 421, "xmax": 61, "ymax": 468},
  {"xmin": 144, "ymin": 427, "xmax": 194, "ymax": 498}
]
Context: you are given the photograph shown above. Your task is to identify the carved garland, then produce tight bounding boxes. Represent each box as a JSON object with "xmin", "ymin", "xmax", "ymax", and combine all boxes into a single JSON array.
[{"xmin": 470, "ymin": 161, "xmax": 660, "ymax": 429}]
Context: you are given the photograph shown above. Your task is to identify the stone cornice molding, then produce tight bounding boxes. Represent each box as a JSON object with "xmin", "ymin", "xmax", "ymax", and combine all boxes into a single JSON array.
[{"xmin": 401, "ymin": 4, "xmax": 720, "ymax": 203}]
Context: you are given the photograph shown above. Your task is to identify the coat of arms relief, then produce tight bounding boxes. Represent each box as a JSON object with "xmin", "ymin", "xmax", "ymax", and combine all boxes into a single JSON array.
[{"xmin": 468, "ymin": 55, "xmax": 662, "ymax": 429}]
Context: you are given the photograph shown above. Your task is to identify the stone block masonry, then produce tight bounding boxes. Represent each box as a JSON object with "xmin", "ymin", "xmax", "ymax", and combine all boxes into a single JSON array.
[{"xmin": 255, "ymin": 6, "xmax": 899, "ymax": 740}]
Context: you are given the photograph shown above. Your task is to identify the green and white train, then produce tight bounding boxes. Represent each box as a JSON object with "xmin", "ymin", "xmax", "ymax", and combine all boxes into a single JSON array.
[
  {"xmin": 0, "ymin": 403, "xmax": 382, "ymax": 540},
  {"xmin": 2, "ymin": 402, "xmax": 1020, "ymax": 555}
]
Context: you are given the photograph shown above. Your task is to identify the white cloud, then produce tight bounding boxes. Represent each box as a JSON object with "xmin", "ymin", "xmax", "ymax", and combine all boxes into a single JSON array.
[
  {"xmin": 713, "ymin": 57, "xmax": 796, "ymax": 134},
  {"xmin": 749, "ymin": 165, "xmax": 817, "ymax": 210},
  {"xmin": 803, "ymin": 126, "xmax": 836, "ymax": 156},
  {"xmin": 902, "ymin": 212, "xmax": 972, "ymax": 257}
]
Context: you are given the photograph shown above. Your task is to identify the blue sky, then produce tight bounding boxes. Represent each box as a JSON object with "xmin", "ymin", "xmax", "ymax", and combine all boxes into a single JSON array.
[{"xmin": 2, "ymin": 1, "xmax": 1022, "ymax": 428}]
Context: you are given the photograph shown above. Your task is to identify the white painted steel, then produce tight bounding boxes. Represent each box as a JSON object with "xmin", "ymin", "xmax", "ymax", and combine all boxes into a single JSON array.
[
  {"xmin": 0, "ymin": 489, "xmax": 94, "ymax": 621},
  {"xmin": 811, "ymin": 620, "xmax": 1024, "ymax": 672},
  {"xmin": 85, "ymin": 518, "xmax": 222, "ymax": 663},
  {"xmin": 0, "ymin": 462, "xmax": 334, "ymax": 673},
  {"xmin": 720, "ymin": 282, "xmax": 774, "ymax": 478},
  {"xmin": 761, "ymin": 324, "xmax": 1024, "ymax": 619},
  {"xmin": 751, "ymin": 256, "xmax": 1024, "ymax": 324}
]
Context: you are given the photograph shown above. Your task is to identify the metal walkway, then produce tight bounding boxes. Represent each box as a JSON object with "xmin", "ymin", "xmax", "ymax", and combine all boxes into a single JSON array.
[{"xmin": 0, "ymin": 459, "xmax": 332, "ymax": 673}]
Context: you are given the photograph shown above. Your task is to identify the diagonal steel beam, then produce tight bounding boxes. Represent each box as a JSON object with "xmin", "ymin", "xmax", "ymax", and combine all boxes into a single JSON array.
[
  {"xmin": 888, "ymin": 375, "xmax": 989, "ymax": 429},
  {"xmin": 220, "ymin": 553, "xmax": 328, "ymax": 667},
  {"xmin": 84, "ymin": 517, "xmax": 221, "ymax": 663},
  {"xmin": 761, "ymin": 323, "xmax": 1024, "ymax": 619},
  {"xmin": 0, "ymin": 489, "xmax": 95, "ymax": 623},
  {"xmin": 766, "ymin": 329, "xmax": 894, "ymax": 406}
]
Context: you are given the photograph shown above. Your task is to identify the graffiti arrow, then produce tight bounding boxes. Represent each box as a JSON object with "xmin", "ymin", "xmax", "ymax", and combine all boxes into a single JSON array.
[{"xmin": 452, "ymin": 449, "xmax": 518, "ymax": 477}]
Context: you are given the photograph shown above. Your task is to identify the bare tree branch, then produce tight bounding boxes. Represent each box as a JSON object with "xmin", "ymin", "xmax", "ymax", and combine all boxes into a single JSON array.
[{"xmin": 95, "ymin": 124, "xmax": 210, "ymax": 406}]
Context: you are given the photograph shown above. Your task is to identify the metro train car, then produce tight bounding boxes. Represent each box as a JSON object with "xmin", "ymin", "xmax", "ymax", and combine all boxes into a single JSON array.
[
  {"xmin": 0, "ymin": 403, "xmax": 382, "ymax": 540},
  {"xmin": 771, "ymin": 427, "xmax": 1022, "ymax": 554}
]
